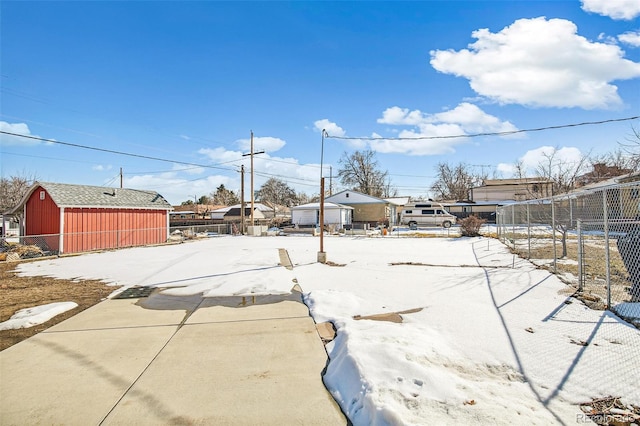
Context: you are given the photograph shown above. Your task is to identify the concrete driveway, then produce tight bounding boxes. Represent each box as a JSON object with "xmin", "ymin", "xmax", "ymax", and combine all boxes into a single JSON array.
[{"xmin": 0, "ymin": 285, "xmax": 346, "ymax": 425}]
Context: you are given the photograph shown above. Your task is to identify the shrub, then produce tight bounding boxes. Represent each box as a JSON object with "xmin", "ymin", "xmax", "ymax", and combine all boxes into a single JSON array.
[{"xmin": 459, "ymin": 215, "xmax": 486, "ymax": 237}]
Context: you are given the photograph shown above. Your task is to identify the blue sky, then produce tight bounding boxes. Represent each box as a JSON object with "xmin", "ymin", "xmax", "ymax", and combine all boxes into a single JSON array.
[{"xmin": 1, "ymin": 0, "xmax": 639, "ymax": 205}]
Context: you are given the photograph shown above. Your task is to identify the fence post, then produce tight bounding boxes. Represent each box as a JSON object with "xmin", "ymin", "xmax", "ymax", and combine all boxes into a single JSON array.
[
  {"xmin": 603, "ymin": 188, "xmax": 611, "ymax": 309},
  {"xmin": 551, "ymin": 196, "xmax": 557, "ymax": 274},
  {"xmin": 527, "ymin": 203, "xmax": 531, "ymax": 260},
  {"xmin": 570, "ymin": 196, "xmax": 574, "ymax": 228},
  {"xmin": 511, "ymin": 204, "xmax": 515, "ymax": 250},
  {"xmin": 577, "ymin": 219, "xmax": 583, "ymax": 292}
]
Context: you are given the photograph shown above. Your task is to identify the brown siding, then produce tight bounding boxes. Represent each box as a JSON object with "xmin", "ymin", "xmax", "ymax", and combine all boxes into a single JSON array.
[{"xmin": 352, "ymin": 204, "xmax": 387, "ymax": 223}]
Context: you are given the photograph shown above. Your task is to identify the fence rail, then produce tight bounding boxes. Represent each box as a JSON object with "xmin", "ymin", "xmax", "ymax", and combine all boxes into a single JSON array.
[
  {"xmin": 0, "ymin": 224, "xmax": 237, "ymax": 260},
  {"xmin": 496, "ymin": 180, "xmax": 640, "ymax": 326}
]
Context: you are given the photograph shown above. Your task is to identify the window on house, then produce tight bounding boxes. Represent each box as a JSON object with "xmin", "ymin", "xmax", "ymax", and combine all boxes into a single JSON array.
[{"xmin": 40, "ymin": 191, "xmax": 45, "ymax": 200}]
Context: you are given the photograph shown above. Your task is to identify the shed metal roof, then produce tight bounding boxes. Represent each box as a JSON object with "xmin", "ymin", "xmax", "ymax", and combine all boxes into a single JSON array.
[{"xmin": 18, "ymin": 182, "xmax": 173, "ymax": 210}]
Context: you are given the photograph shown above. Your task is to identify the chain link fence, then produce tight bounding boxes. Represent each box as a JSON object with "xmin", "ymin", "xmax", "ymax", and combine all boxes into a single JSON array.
[
  {"xmin": 169, "ymin": 223, "xmax": 233, "ymax": 238},
  {"xmin": 1, "ymin": 224, "xmax": 236, "ymax": 261},
  {"xmin": 496, "ymin": 181, "xmax": 640, "ymax": 327}
]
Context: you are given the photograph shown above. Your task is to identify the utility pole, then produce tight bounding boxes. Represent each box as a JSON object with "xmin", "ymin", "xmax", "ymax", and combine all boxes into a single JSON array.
[
  {"xmin": 320, "ymin": 177, "xmax": 325, "ymax": 253},
  {"xmin": 240, "ymin": 165, "xmax": 245, "ymax": 234},
  {"xmin": 241, "ymin": 130, "xmax": 265, "ymax": 233},
  {"xmin": 318, "ymin": 129, "xmax": 327, "ymax": 263},
  {"xmin": 120, "ymin": 167, "xmax": 123, "ymax": 189},
  {"xmin": 250, "ymin": 131, "xmax": 255, "ymax": 227}
]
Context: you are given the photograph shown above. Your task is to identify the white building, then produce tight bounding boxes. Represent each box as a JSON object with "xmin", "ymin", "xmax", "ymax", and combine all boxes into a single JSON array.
[{"xmin": 291, "ymin": 202, "xmax": 353, "ymax": 228}]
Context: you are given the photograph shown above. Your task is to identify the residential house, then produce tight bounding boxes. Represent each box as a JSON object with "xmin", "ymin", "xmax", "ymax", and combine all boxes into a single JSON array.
[
  {"xmin": 470, "ymin": 178, "xmax": 554, "ymax": 202},
  {"xmin": 210, "ymin": 203, "xmax": 272, "ymax": 223},
  {"xmin": 325, "ymin": 190, "xmax": 397, "ymax": 226},
  {"xmin": 291, "ymin": 202, "xmax": 353, "ymax": 229}
]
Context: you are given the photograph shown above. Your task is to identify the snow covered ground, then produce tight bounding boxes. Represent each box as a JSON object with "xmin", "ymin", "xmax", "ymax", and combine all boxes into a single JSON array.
[{"xmin": 10, "ymin": 234, "xmax": 640, "ymax": 425}]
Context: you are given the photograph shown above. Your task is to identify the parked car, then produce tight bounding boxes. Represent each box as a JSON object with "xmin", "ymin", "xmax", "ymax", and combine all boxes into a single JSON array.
[
  {"xmin": 266, "ymin": 227, "xmax": 286, "ymax": 236},
  {"xmin": 400, "ymin": 202, "xmax": 457, "ymax": 228}
]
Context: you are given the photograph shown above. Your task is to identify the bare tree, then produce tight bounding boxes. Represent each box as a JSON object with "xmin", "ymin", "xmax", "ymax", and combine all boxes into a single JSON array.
[
  {"xmin": 210, "ymin": 184, "xmax": 239, "ymax": 206},
  {"xmin": 382, "ymin": 177, "xmax": 398, "ymax": 198},
  {"xmin": 536, "ymin": 147, "xmax": 590, "ymax": 195},
  {"xmin": 256, "ymin": 178, "xmax": 298, "ymax": 208},
  {"xmin": 296, "ymin": 192, "xmax": 311, "ymax": 205},
  {"xmin": 0, "ymin": 174, "xmax": 36, "ymax": 213},
  {"xmin": 530, "ymin": 147, "xmax": 590, "ymax": 258},
  {"xmin": 619, "ymin": 124, "xmax": 640, "ymax": 171},
  {"xmin": 583, "ymin": 149, "xmax": 637, "ymax": 186},
  {"xmin": 198, "ymin": 195, "xmax": 211, "ymax": 205},
  {"xmin": 430, "ymin": 162, "xmax": 485, "ymax": 201},
  {"xmin": 337, "ymin": 149, "xmax": 391, "ymax": 197}
]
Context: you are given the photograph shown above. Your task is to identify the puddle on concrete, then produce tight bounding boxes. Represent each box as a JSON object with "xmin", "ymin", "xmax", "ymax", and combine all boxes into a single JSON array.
[
  {"xmin": 198, "ymin": 288, "xmax": 303, "ymax": 309},
  {"xmin": 135, "ymin": 291, "xmax": 204, "ymax": 312},
  {"xmin": 135, "ymin": 285, "xmax": 304, "ymax": 312}
]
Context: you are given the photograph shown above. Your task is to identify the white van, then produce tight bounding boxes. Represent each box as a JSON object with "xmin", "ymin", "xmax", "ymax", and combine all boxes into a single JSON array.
[{"xmin": 400, "ymin": 202, "xmax": 457, "ymax": 228}]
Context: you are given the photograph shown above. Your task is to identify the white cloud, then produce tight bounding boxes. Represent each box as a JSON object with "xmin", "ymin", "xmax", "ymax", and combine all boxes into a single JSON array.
[
  {"xmin": 581, "ymin": 0, "xmax": 640, "ymax": 20},
  {"xmin": 377, "ymin": 107, "xmax": 427, "ymax": 126},
  {"xmin": 199, "ymin": 146, "xmax": 321, "ymax": 196},
  {"xmin": 199, "ymin": 146, "xmax": 243, "ymax": 164},
  {"xmin": 126, "ymin": 174, "xmax": 236, "ymax": 206},
  {"xmin": 373, "ymin": 103, "xmax": 519, "ymax": 156},
  {"xmin": 314, "ymin": 119, "xmax": 346, "ymax": 137},
  {"xmin": 496, "ymin": 163, "xmax": 517, "ymax": 176},
  {"xmin": 619, "ymin": 30, "xmax": 640, "ymax": 47},
  {"xmin": 430, "ymin": 17, "xmax": 640, "ymax": 109},
  {"xmin": 370, "ymin": 125, "xmax": 464, "ymax": 156},
  {"xmin": 92, "ymin": 165, "xmax": 113, "ymax": 172},
  {"xmin": 173, "ymin": 163, "xmax": 204, "ymax": 175},
  {"xmin": 0, "ymin": 121, "xmax": 43, "ymax": 146},
  {"xmin": 236, "ymin": 136, "xmax": 286, "ymax": 153},
  {"xmin": 498, "ymin": 146, "xmax": 585, "ymax": 177},
  {"xmin": 521, "ymin": 146, "xmax": 584, "ymax": 171},
  {"xmin": 313, "ymin": 118, "xmax": 366, "ymax": 149},
  {"xmin": 429, "ymin": 103, "xmax": 519, "ymax": 135}
]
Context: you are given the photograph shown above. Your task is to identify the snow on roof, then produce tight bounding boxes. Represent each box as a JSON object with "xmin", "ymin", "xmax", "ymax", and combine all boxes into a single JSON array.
[
  {"xmin": 384, "ymin": 197, "xmax": 410, "ymax": 206},
  {"xmin": 291, "ymin": 202, "xmax": 353, "ymax": 210}
]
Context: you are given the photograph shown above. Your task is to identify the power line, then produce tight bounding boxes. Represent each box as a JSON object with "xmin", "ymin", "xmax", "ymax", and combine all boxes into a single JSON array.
[
  {"xmin": 124, "ymin": 165, "xmax": 210, "ymax": 175},
  {"xmin": 253, "ymin": 170, "xmax": 318, "ymax": 187},
  {"xmin": 326, "ymin": 116, "xmax": 640, "ymax": 140},
  {"xmin": 1, "ymin": 150, "xmax": 110, "ymax": 166},
  {"xmin": 1, "ymin": 130, "xmax": 323, "ymax": 187},
  {"xmin": 0, "ymin": 130, "xmax": 237, "ymax": 172}
]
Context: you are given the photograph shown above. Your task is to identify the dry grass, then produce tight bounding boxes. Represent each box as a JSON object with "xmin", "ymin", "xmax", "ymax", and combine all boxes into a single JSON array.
[
  {"xmin": 0, "ymin": 260, "xmax": 118, "ymax": 351},
  {"xmin": 510, "ymin": 236, "xmax": 637, "ymax": 311}
]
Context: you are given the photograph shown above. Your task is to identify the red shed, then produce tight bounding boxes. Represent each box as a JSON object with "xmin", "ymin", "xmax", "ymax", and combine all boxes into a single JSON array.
[{"xmin": 12, "ymin": 182, "xmax": 173, "ymax": 254}]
